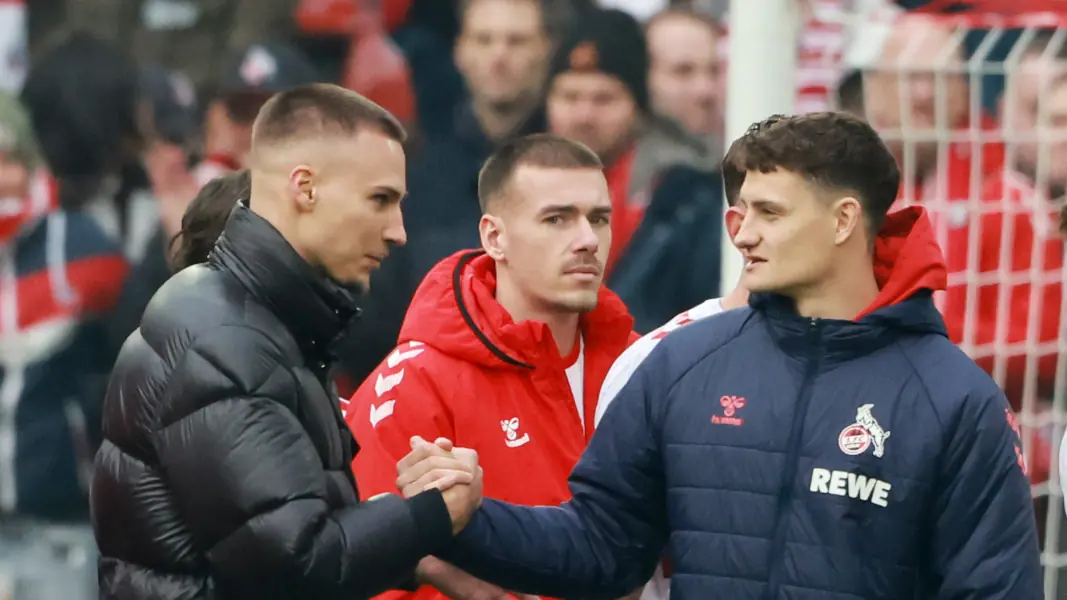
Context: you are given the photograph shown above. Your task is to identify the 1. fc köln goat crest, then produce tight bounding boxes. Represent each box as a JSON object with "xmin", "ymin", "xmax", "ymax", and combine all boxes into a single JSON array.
[{"xmin": 838, "ymin": 404, "xmax": 891, "ymax": 458}]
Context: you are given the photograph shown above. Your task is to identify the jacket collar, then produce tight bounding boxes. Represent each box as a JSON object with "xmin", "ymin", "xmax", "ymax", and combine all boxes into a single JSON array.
[{"xmin": 212, "ymin": 204, "xmax": 361, "ymax": 355}]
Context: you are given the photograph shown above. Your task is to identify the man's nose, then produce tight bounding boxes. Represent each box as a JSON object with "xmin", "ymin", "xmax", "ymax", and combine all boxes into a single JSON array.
[
  {"xmin": 385, "ymin": 206, "xmax": 407, "ymax": 247},
  {"xmin": 573, "ymin": 217, "xmax": 600, "ymax": 252},
  {"xmin": 731, "ymin": 213, "xmax": 759, "ymax": 249},
  {"xmin": 572, "ymin": 102, "xmax": 600, "ymax": 125},
  {"xmin": 694, "ymin": 73, "xmax": 718, "ymax": 101}
]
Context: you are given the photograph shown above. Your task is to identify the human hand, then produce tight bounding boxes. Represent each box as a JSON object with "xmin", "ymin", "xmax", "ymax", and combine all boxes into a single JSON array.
[
  {"xmin": 397, "ymin": 436, "xmax": 482, "ymax": 534},
  {"xmin": 442, "ymin": 445, "xmax": 482, "ymax": 533},
  {"xmin": 396, "ymin": 436, "xmax": 473, "ymax": 496},
  {"xmin": 145, "ymin": 142, "xmax": 199, "ymax": 238}
]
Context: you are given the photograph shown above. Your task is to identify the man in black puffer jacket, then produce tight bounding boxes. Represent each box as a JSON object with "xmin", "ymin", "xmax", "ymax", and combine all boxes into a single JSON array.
[{"xmin": 90, "ymin": 84, "xmax": 481, "ymax": 600}]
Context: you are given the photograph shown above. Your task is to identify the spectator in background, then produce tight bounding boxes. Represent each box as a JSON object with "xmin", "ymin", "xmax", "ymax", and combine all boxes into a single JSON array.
[
  {"xmin": 170, "ymin": 170, "xmax": 251, "ymax": 271},
  {"xmin": 0, "ymin": 92, "xmax": 127, "ymax": 600},
  {"xmin": 103, "ymin": 66, "xmax": 203, "ymax": 365},
  {"xmin": 29, "ymin": 0, "xmax": 303, "ymax": 96},
  {"xmin": 106, "ymin": 171, "xmax": 250, "ymax": 358},
  {"xmin": 547, "ymin": 8, "xmax": 724, "ymax": 332},
  {"xmin": 142, "ymin": 66, "xmax": 201, "ymax": 242},
  {"xmin": 196, "ymin": 42, "xmax": 321, "ymax": 182},
  {"xmin": 644, "ymin": 8, "xmax": 724, "ymax": 164},
  {"xmin": 1001, "ymin": 30, "xmax": 1067, "ymax": 193},
  {"xmin": 835, "ymin": 69, "xmax": 866, "ymax": 119},
  {"xmin": 20, "ymin": 32, "xmax": 156, "ymax": 262},
  {"xmin": 338, "ymin": 0, "xmax": 563, "ymax": 386},
  {"xmin": 936, "ymin": 32, "xmax": 1067, "ymax": 492},
  {"xmin": 864, "ymin": 14, "xmax": 1003, "ymax": 200}
]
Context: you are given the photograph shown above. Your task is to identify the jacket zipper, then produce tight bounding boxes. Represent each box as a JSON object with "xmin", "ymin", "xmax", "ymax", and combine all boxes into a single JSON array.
[{"xmin": 765, "ymin": 318, "xmax": 822, "ymax": 599}]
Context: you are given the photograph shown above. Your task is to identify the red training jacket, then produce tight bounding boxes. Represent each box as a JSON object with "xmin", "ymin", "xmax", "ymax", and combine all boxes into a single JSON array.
[{"xmin": 347, "ymin": 250, "xmax": 638, "ymax": 600}]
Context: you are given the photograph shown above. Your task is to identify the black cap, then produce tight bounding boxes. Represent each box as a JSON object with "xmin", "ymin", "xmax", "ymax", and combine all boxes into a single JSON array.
[
  {"xmin": 217, "ymin": 43, "xmax": 321, "ymax": 96},
  {"xmin": 550, "ymin": 8, "xmax": 650, "ymax": 112},
  {"xmin": 141, "ymin": 66, "xmax": 199, "ymax": 145}
]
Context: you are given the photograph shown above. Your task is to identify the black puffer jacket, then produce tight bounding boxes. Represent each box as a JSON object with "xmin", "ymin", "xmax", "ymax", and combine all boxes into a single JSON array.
[{"xmin": 90, "ymin": 205, "xmax": 453, "ymax": 600}]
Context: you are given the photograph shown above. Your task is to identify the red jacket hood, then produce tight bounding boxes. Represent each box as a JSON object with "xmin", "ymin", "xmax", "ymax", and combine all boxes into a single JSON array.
[
  {"xmin": 857, "ymin": 206, "xmax": 948, "ymax": 319},
  {"xmin": 399, "ymin": 250, "xmax": 636, "ymax": 370}
]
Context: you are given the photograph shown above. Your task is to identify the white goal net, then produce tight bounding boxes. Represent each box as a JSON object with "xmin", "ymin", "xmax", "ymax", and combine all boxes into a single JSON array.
[{"xmin": 856, "ymin": 6, "xmax": 1066, "ymax": 597}]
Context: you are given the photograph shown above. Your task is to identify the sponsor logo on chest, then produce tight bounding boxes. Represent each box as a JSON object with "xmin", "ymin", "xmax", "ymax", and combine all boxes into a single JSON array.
[{"xmin": 809, "ymin": 467, "xmax": 892, "ymax": 507}]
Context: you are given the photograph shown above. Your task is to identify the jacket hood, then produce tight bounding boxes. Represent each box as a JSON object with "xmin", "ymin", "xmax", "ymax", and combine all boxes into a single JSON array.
[
  {"xmin": 857, "ymin": 205, "xmax": 948, "ymax": 318},
  {"xmin": 399, "ymin": 250, "xmax": 634, "ymax": 370}
]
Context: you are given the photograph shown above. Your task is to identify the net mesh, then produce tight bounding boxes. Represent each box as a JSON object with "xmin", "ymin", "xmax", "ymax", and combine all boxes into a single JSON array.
[{"xmin": 856, "ymin": 8, "xmax": 1067, "ymax": 596}]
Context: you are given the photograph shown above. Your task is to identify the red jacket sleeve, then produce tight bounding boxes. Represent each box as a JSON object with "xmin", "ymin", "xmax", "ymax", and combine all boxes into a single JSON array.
[{"xmin": 347, "ymin": 347, "xmax": 456, "ymax": 501}]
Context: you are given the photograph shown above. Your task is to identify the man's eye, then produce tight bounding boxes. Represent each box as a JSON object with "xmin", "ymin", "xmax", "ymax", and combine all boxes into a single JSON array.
[{"xmin": 544, "ymin": 215, "xmax": 562, "ymax": 225}]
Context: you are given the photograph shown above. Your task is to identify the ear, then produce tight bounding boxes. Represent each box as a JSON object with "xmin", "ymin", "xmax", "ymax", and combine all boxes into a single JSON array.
[
  {"xmin": 831, "ymin": 196, "xmax": 863, "ymax": 246},
  {"xmin": 289, "ymin": 166, "xmax": 315, "ymax": 213},
  {"xmin": 724, "ymin": 205, "xmax": 744, "ymax": 241},
  {"xmin": 479, "ymin": 214, "xmax": 506, "ymax": 260}
]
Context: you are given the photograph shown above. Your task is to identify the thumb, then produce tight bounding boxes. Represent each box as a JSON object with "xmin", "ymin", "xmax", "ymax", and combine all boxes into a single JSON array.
[
  {"xmin": 434, "ymin": 437, "xmax": 454, "ymax": 451},
  {"xmin": 410, "ymin": 435, "xmax": 428, "ymax": 449}
]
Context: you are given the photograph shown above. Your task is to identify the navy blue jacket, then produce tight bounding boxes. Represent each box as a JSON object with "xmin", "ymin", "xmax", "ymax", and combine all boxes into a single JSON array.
[{"xmin": 442, "ymin": 208, "xmax": 1042, "ymax": 599}]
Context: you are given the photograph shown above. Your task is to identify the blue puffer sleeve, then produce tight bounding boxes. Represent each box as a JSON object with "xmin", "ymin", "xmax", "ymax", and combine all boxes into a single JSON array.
[
  {"xmin": 441, "ymin": 348, "xmax": 671, "ymax": 599},
  {"xmin": 930, "ymin": 389, "xmax": 1042, "ymax": 599}
]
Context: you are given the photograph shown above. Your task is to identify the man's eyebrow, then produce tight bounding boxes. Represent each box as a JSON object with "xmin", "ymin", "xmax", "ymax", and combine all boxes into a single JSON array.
[
  {"xmin": 374, "ymin": 186, "xmax": 406, "ymax": 200},
  {"xmin": 743, "ymin": 197, "xmax": 785, "ymax": 210},
  {"xmin": 536, "ymin": 204, "xmax": 614, "ymax": 216},
  {"xmin": 536, "ymin": 204, "xmax": 579, "ymax": 215}
]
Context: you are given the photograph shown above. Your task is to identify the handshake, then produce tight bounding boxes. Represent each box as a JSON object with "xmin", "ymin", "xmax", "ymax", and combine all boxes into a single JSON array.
[{"xmin": 397, "ymin": 436, "xmax": 484, "ymax": 534}]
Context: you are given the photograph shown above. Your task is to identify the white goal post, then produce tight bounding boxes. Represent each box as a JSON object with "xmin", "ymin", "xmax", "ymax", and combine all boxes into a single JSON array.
[{"xmin": 721, "ymin": 0, "xmax": 801, "ymax": 293}]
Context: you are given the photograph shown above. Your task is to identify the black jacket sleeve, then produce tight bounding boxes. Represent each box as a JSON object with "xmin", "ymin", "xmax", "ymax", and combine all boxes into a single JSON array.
[{"xmin": 151, "ymin": 327, "xmax": 453, "ymax": 598}]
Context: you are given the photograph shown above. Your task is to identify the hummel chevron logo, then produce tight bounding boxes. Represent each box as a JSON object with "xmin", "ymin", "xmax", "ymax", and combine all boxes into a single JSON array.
[
  {"xmin": 387, "ymin": 342, "xmax": 424, "ymax": 368},
  {"xmin": 370, "ymin": 400, "xmax": 396, "ymax": 428},
  {"xmin": 375, "ymin": 369, "xmax": 404, "ymax": 397}
]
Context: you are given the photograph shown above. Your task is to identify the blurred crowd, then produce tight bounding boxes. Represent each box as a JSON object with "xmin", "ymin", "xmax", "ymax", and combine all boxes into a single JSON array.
[{"xmin": 0, "ymin": 0, "xmax": 1065, "ymax": 598}]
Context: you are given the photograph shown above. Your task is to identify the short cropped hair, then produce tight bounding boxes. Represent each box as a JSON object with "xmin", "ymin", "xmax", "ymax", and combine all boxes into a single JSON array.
[
  {"xmin": 646, "ymin": 8, "xmax": 723, "ymax": 39},
  {"xmin": 723, "ymin": 112, "xmax": 900, "ymax": 236},
  {"xmin": 478, "ymin": 133, "xmax": 602, "ymax": 212},
  {"xmin": 251, "ymin": 83, "xmax": 406, "ymax": 150},
  {"xmin": 170, "ymin": 170, "xmax": 251, "ymax": 271}
]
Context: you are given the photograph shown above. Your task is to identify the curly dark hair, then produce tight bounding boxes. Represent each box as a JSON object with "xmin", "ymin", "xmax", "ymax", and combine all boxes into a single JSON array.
[
  {"xmin": 722, "ymin": 112, "xmax": 900, "ymax": 236},
  {"xmin": 170, "ymin": 170, "xmax": 251, "ymax": 271}
]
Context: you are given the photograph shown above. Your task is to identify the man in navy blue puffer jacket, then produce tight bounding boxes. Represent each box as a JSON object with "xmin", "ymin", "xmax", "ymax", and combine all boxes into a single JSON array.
[{"xmin": 397, "ymin": 112, "xmax": 1043, "ymax": 600}]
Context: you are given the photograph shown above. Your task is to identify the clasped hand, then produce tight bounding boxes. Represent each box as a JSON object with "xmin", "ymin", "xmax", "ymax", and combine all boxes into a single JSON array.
[{"xmin": 397, "ymin": 436, "xmax": 483, "ymax": 534}]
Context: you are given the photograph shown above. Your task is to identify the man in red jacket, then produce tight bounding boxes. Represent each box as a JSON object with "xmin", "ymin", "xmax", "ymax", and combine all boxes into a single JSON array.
[{"xmin": 347, "ymin": 133, "xmax": 639, "ymax": 600}]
